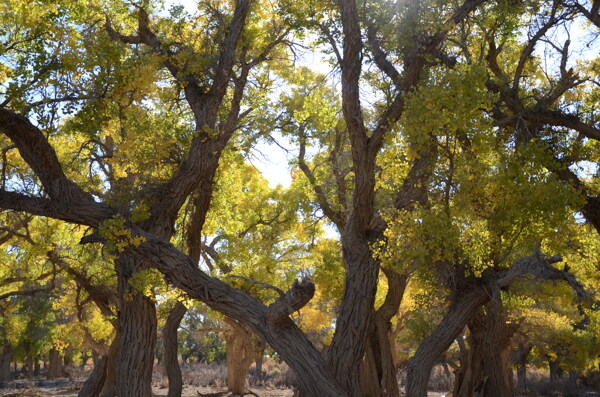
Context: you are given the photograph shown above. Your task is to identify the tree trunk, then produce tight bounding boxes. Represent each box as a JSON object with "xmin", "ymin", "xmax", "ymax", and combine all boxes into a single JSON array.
[
  {"xmin": 359, "ymin": 269, "xmax": 406, "ymax": 397},
  {"xmin": 548, "ymin": 358, "xmax": 563, "ymax": 380},
  {"xmin": 565, "ymin": 370, "xmax": 578, "ymax": 395},
  {"xmin": 481, "ymin": 297, "xmax": 516, "ymax": 397},
  {"xmin": 48, "ymin": 348, "xmax": 64, "ymax": 378},
  {"xmin": 163, "ymin": 301, "xmax": 186, "ymax": 397},
  {"xmin": 327, "ymin": 246, "xmax": 380, "ymax": 396},
  {"xmin": 254, "ymin": 343, "xmax": 265, "ymax": 382},
  {"xmin": 0, "ymin": 342, "xmax": 12, "ymax": 382},
  {"xmin": 225, "ymin": 318, "xmax": 256, "ymax": 395},
  {"xmin": 406, "ymin": 284, "xmax": 490, "ymax": 397},
  {"xmin": 98, "ymin": 334, "xmax": 119, "ymax": 397},
  {"xmin": 454, "ymin": 315, "xmax": 485, "ymax": 397},
  {"xmin": 453, "ymin": 295, "xmax": 516, "ymax": 397},
  {"xmin": 80, "ymin": 331, "xmax": 119, "ymax": 397},
  {"xmin": 514, "ymin": 335, "xmax": 532, "ymax": 393},
  {"xmin": 25, "ymin": 355, "xmax": 33, "ymax": 377},
  {"xmin": 79, "ymin": 355, "xmax": 108, "ymax": 397},
  {"xmin": 115, "ymin": 255, "xmax": 157, "ymax": 397}
]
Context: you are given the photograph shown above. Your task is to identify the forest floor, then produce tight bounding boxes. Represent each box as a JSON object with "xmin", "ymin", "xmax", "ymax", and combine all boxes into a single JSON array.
[
  {"xmin": 0, "ymin": 380, "xmax": 452, "ymax": 397},
  {"xmin": 0, "ymin": 382, "xmax": 295, "ymax": 397}
]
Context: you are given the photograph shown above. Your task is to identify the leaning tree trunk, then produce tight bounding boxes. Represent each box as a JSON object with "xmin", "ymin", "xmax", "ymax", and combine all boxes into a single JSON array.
[
  {"xmin": 405, "ymin": 284, "xmax": 490, "ymax": 397},
  {"xmin": 98, "ymin": 334, "xmax": 119, "ymax": 397},
  {"xmin": 327, "ymin": 241, "xmax": 380, "ymax": 396},
  {"xmin": 79, "ymin": 355, "xmax": 108, "ymax": 397},
  {"xmin": 115, "ymin": 255, "xmax": 157, "ymax": 397},
  {"xmin": 163, "ymin": 301, "xmax": 187, "ymax": 397},
  {"xmin": 453, "ymin": 293, "xmax": 517, "ymax": 397},
  {"xmin": 224, "ymin": 318, "xmax": 257, "ymax": 395},
  {"xmin": 359, "ymin": 269, "xmax": 407, "ymax": 397},
  {"xmin": 79, "ymin": 330, "xmax": 119, "ymax": 397}
]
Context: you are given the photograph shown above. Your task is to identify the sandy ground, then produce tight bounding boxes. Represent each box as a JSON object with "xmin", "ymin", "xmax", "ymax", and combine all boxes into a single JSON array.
[
  {"xmin": 0, "ymin": 379, "xmax": 452, "ymax": 396},
  {"xmin": 0, "ymin": 386, "xmax": 453, "ymax": 397},
  {"xmin": 0, "ymin": 383, "xmax": 294, "ymax": 397}
]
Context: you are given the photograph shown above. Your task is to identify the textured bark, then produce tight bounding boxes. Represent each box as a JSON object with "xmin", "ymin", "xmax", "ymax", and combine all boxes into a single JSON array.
[
  {"xmin": 78, "ymin": 355, "xmax": 108, "ymax": 397},
  {"xmin": 482, "ymin": 298, "xmax": 516, "ymax": 397},
  {"xmin": 454, "ymin": 315, "xmax": 485, "ymax": 397},
  {"xmin": 224, "ymin": 319, "xmax": 255, "ymax": 394},
  {"xmin": 98, "ymin": 335, "xmax": 119, "ymax": 397},
  {"xmin": 359, "ymin": 269, "xmax": 407, "ymax": 397},
  {"xmin": 406, "ymin": 285, "xmax": 491, "ymax": 397},
  {"xmin": 453, "ymin": 297, "xmax": 516, "ymax": 397},
  {"xmin": 47, "ymin": 348, "xmax": 64, "ymax": 379},
  {"xmin": 115, "ymin": 256, "xmax": 157, "ymax": 397},
  {"xmin": 163, "ymin": 302, "xmax": 187, "ymax": 397}
]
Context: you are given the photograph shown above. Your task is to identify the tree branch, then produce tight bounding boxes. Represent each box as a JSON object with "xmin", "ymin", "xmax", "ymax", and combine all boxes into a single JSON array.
[{"xmin": 266, "ymin": 278, "xmax": 315, "ymax": 325}]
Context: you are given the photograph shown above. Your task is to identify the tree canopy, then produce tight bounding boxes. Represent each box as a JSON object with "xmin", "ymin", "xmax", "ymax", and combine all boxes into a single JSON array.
[{"xmin": 0, "ymin": 0, "xmax": 599, "ymax": 396}]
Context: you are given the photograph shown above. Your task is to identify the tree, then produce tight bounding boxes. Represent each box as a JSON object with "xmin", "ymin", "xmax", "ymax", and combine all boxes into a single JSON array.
[{"xmin": 1, "ymin": 1, "xmax": 598, "ymax": 396}]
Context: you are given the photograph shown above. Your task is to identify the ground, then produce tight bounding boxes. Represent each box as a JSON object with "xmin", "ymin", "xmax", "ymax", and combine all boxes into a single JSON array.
[{"xmin": 0, "ymin": 380, "xmax": 452, "ymax": 397}]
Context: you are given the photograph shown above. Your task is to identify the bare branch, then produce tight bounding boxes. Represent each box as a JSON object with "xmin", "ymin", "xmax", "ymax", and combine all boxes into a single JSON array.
[{"xmin": 298, "ymin": 132, "xmax": 345, "ymax": 230}]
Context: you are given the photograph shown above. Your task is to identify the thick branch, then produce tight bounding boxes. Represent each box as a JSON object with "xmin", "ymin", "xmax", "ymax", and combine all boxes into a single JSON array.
[
  {"xmin": 0, "ymin": 286, "xmax": 52, "ymax": 300},
  {"xmin": 0, "ymin": 108, "xmax": 92, "ymax": 203},
  {"xmin": 266, "ymin": 278, "xmax": 315, "ymax": 326},
  {"xmin": 497, "ymin": 251, "xmax": 588, "ymax": 299},
  {"xmin": 0, "ymin": 190, "xmax": 115, "ymax": 227}
]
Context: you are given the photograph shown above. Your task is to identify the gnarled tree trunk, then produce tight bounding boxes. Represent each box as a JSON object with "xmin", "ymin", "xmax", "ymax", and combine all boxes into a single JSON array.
[
  {"xmin": 454, "ymin": 314, "xmax": 485, "ymax": 397},
  {"xmin": 359, "ymin": 269, "xmax": 406, "ymax": 397},
  {"xmin": 406, "ymin": 284, "xmax": 490, "ymax": 397},
  {"xmin": 79, "ymin": 355, "xmax": 108, "ymax": 397},
  {"xmin": 224, "ymin": 318, "xmax": 257, "ymax": 395},
  {"xmin": 98, "ymin": 334, "xmax": 119, "ymax": 397},
  {"xmin": 453, "ymin": 294, "xmax": 517, "ymax": 397},
  {"xmin": 482, "ymin": 297, "xmax": 516, "ymax": 397},
  {"xmin": 163, "ymin": 301, "xmax": 187, "ymax": 397},
  {"xmin": 115, "ymin": 255, "xmax": 157, "ymax": 397}
]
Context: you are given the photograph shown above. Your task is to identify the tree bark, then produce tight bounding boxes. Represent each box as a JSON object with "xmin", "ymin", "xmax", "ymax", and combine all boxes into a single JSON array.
[
  {"xmin": 224, "ymin": 318, "xmax": 256, "ymax": 395},
  {"xmin": 548, "ymin": 358, "xmax": 563, "ymax": 380},
  {"xmin": 79, "ymin": 355, "xmax": 108, "ymax": 397},
  {"xmin": 454, "ymin": 315, "xmax": 485, "ymax": 397},
  {"xmin": 0, "ymin": 342, "xmax": 12, "ymax": 382},
  {"xmin": 406, "ymin": 284, "xmax": 490, "ymax": 397},
  {"xmin": 453, "ymin": 295, "xmax": 516, "ymax": 397},
  {"xmin": 359, "ymin": 269, "xmax": 406, "ymax": 397},
  {"xmin": 98, "ymin": 334, "xmax": 119, "ymax": 397},
  {"xmin": 481, "ymin": 297, "xmax": 516, "ymax": 397},
  {"xmin": 115, "ymin": 255, "xmax": 157, "ymax": 397},
  {"xmin": 163, "ymin": 301, "xmax": 187, "ymax": 397},
  {"xmin": 514, "ymin": 335, "xmax": 532, "ymax": 393},
  {"xmin": 47, "ymin": 348, "xmax": 64, "ymax": 378},
  {"xmin": 25, "ymin": 355, "xmax": 33, "ymax": 377}
]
